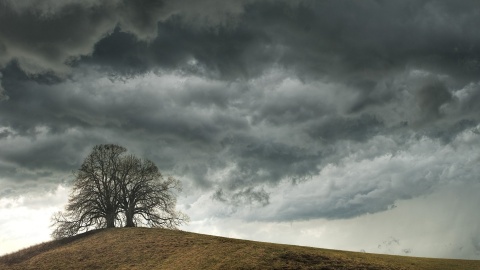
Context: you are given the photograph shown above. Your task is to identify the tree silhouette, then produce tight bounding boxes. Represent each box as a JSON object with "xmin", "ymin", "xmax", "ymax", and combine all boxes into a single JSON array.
[
  {"xmin": 52, "ymin": 144, "xmax": 188, "ymax": 239},
  {"xmin": 118, "ymin": 155, "xmax": 185, "ymax": 228}
]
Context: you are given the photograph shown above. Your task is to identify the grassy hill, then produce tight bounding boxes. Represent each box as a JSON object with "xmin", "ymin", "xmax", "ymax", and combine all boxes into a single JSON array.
[{"xmin": 0, "ymin": 228, "xmax": 479, "ymax": 270}]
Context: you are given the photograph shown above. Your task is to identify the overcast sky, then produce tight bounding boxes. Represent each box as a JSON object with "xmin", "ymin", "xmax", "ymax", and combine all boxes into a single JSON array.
[{"xmin": 1, "ymin": 0, "xmax": 480, "ymax": 259}]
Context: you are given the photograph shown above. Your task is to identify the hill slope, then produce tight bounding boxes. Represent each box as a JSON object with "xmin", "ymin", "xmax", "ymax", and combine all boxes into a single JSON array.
[{"xmin": 0, "ymin": 228, "xmax": 479, "ymax": 270}]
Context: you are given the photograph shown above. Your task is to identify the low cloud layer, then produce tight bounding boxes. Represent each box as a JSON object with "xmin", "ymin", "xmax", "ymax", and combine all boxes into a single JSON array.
[{"xmin": 1, "ymin": 0, "xmax": 480, "ymax": 258}]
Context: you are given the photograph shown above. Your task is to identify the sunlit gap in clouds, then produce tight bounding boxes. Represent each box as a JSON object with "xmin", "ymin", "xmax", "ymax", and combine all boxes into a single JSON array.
[{"xmin": 0, "ymin": 185, "xmax": 69, "ymax": 255}]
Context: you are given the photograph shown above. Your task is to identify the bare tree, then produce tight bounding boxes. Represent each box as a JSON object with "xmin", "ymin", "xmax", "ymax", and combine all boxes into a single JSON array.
[
  {"xmin": 52, "ymin": 144, "xmax": 187, "ymax": 239},
  {"xmin": 119, "ymin": 156, "xmax": 188, "ymax": 228}
]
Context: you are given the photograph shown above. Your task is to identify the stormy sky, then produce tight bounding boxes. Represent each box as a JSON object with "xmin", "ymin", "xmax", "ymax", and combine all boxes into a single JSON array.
[{"xmin": 1, "ymin": 0, "xmax": 480, "ymax": 259}]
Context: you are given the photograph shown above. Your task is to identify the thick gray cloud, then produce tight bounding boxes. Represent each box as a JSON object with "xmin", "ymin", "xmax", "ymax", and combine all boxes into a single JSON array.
[
  {"xmin": 2, "ymin": 67, "xmax": 480, "ymax": 215},
  {"xmin": 3, "ymin": 0, "xmax": 479, "ymax": 81},
  {"xmin": 74, "ymin": 0, "xmax": 480, "ymax": 82},
  {"xmin": 1, "ymin": 1, "xmax": 480, "ymax": 258},
  {"xmin": 0, "ymin": 0, "xmax": 182, "ymax": 74}
]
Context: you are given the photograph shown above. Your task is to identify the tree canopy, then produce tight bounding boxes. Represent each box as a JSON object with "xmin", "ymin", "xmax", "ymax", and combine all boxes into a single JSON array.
[{"xmin": 52, "ymin": 144, "xmax": 188, "ymax": 239}]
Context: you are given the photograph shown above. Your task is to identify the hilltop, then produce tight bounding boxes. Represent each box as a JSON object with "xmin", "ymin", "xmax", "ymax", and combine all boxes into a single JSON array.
[{"xmin": 0, "ymin": 228, "xmax": 479, "ymax": 270}]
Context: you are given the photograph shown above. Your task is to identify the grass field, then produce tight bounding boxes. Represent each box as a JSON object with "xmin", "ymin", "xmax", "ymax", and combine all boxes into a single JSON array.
[{"xmin": 1, "ymin": 228, "xmax": 479, "ymax": 269}]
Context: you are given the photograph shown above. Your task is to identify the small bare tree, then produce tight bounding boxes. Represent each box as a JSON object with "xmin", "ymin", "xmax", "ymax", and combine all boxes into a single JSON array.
[{"xmin": 52, "ymin": 144, "xmax": 188, "ymax": 239}]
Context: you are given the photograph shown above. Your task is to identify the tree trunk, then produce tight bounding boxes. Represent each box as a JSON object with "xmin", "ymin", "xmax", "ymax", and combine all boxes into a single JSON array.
[
  {"xmin": 125, "ymin": 214, "xmax": 135, "ymax": 227},
  {"xmin": 106, "ymin": 212, "xmax": 116, "ymax": 228},
  {"xmin": 125, "ymin": 205, "xmax": 135, "ymax": 227}
]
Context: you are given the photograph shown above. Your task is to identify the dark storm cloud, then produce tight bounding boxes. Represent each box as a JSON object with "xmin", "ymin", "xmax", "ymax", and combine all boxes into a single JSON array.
[
  {"xmin": 415, "ymin": 79, "xmax": 453, "ymax": 121},
  {"xmin": 84, "ymin": 0, "xmax": 480, "ymax": 81},
  {"xmin": 0, "ymin": 72, "xmax": 7, "ymax": 100},
  {"xmin": 82, "ymin": 15, "xmax": 274, "ymax": 79},
  {"xmin": 1, "ymin": 0, "xmax": 480, "ymax": 82},
  {"xmin": 1, "ymin": 69, "xmax": 329, "ymax": 201},
  {"xmin": 223, "ymin": 135, "xmax": 322, "ymax": 184},
  {"xmin": 1, "ymin": 136, "xmax": 85, "ymax": 171},
  {"xmin": 212, "ymin": 186, "xmax": 269, "ymax": 207},
  {"xmin": 76, "ymin": 0, "xmax": 480, "ymax": 145},
  {"xmin": 307, "ymin": 114, "xmax": 383, "ymax": 143},
  {"xmin": 0, "ymin": 1, "xmax": 113, "ymax": 74},
  {"xmin": 2, "ymin": 0, "xmax": 480, "ymax": 223},
  {"xmin": 0, "ymin": 69, "xmax": 251, "ymax": 187},
  {"xmin": 85, "ymin": 29, "xmax": 152, "ymax": 76},
  {"xmin": 286, "ymin": 0, "xmax": 480, "ymax": 82},
  {"xmin": 0, "ymin": 128, "xmax": 10, "ymax": 139},
  {"xmin": 0, "ymin": 0, "xmax": 170, "ymax": 74},
  {"xmin": 1, "ymin": 62, "xmax": 240, "ymax": 140}
]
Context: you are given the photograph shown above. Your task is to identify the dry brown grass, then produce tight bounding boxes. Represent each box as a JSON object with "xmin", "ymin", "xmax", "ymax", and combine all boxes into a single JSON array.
[{"xmin": 0, "ymin": 228, "xmax": 479, "ymax": 270}]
